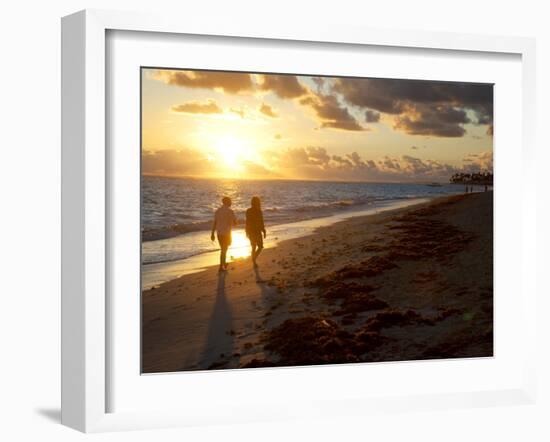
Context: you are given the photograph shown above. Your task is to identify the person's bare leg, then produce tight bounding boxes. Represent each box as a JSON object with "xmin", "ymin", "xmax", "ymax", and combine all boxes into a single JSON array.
[
  {"xmin": 251, "ymin": 243, "xmax": 257, "ymax": 265},
  {"xmin": 220, "ymin": 246, "xmax": 228, "ymax": 270}
]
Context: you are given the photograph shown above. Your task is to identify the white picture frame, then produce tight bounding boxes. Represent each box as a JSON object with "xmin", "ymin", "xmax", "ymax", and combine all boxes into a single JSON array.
[{"xmin": 61, "ymin": 9, "xmax": 537, "ymax": 433}]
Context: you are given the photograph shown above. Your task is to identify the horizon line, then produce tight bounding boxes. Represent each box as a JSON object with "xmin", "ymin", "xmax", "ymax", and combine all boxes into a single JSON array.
[{"xmin": 141, "ymin": 173, "xmax": 461, "ymax": 185}]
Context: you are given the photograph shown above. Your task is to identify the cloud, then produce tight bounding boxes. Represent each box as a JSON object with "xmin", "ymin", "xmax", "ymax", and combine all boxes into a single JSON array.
[
  {"xmin": 151, "ymin": 70, "xmax": 254, "ymax": 94},
  {"xmin": 263, "ymin": 147, "xmax": 464, "ymax": 182},
  {"xmin": 399, "ymin": 155, "xmax": 456, "ymax": 175},
  {"xmin": 259, "ymin": 103, "xmax": 278, "ymax": 118},
  {"xmin": 258, "ymin": 74, "xmax": 307, "ymax": 98},
  {"xmin": 143, "ymin": 145, "xmax": 492, "ymax": 182},
  {"xmin": 242, "ymin": 160, "xmax": 276, "ymax": 177},
  {"xmin": 306, "ymin": 146, "xmax": 332, "ymax": 166},
  {"xmin": 230, "ymin": 107, "xmax": 245, "ymax": 118},
  {"xmin": 365, "ymin": 110, "xmax": 381, "ymax": 123},
  {"xmin": 150, "ymin": 69, "xmax": 493, "ymax": 139},
  {"xmin": 382, "ymin": 156, "xmax": 401, "ymax": 170},
  {"xmin": 394, "ymin": 104, "xmax": 470, "ymax": 137},
  {"xmin": 273, "ymin": 147, "xmax": 328, "ymax": 168},
  {"xmin": 142, "ymin": 149, "xmax": 211, "ymax": 176},
  {"xmin": 331, "ymin": 155, "xmax": 353, "ymax": 168},
  {"xmin": 462, "ymin": 151, "xmax": 493, "ymax": 171},
  {"xmin": 171, "ymin": 99, "xmax": 223, "ymax": 115},
  {"xmin": 334, "ymin": 78, "xmax": 493, "ymax": 137},
  {"xmin": 300, "ymin": 94, "xmax": 364, "ymax": 131}
]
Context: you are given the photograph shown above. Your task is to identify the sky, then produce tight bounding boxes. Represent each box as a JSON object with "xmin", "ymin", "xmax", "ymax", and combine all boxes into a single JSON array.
[{"xmin": 141, "ymin": 68, "xmax": 493, "ymax": 183}]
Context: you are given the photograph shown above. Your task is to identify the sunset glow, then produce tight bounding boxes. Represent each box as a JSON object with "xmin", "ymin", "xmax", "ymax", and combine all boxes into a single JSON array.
[
  {"xmin": 227, "ymin": 230, "xmax": 252, "ymax": 260},
  {"xmin": 142, "ymin": 68, "xmax": 493, "ymax": 182},
  {"xmin": 213, "ymin": 136, "xmax": 248, "ymax": 174}
]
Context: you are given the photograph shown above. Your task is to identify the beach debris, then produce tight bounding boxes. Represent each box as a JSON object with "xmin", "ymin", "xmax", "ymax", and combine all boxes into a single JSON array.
[
  {"xmin": 318, "ymin": 282, "xmax": 389, "ymax": 318},
  {"xmin": 462, "ymin": 311, "xmax": 474, "ymax": 321},
  {"xmin": 362, "ymin": 309, "xmax": 435, "ymax": 332},
  {"xmin": 360, "ymin": 243, "xmax": 385, "ymax": 253},
  {"xmin": 435, "ymin": 307, "xmax": 462, "ymax": 321},
  {"xmin": 421, "ymin": 326, "xmax": 492, "ymax": 360},
  {"xmin": 241, "ymin": 358, "xmax": 277, "ymax": 368},
  {"xmin": 413, "ymin": 270, "xmax": 440, "ymax": 284},
  {"xmin": 208, "ymin": 360, "xmax": 229, "ymax": 370},
  {"xmin": 258, "ymin": 316, "xmax": 391, "ymax": 366},
  {"xmin": 263, "ymin": 317, "xmax": 358, "ymax": 365},
  {"xmin": 309, "ymin": 256, "xmax": 398, "ymax": 288},
  {"xmin": 386, "ymin": 211, "xmax": 476, "ymax": 264}
]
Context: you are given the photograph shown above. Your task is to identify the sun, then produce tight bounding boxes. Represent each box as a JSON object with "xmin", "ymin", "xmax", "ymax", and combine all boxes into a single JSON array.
[
  {"xmin": 214, "ymin": 136, "xmax": 247, "ymax": 173},
  {"xmin": 228, "ymin": 230, "xmax": 251, "ymax": 260}
]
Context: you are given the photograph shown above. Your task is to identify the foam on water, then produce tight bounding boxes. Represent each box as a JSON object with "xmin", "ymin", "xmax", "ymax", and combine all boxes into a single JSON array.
[
  {"xmin": 140, "ymin": 176, "xmax": 487, "ymax": 288},
  {"xmin": 141, "ymin": 197, "xmax": 430, "ymax": 289}
]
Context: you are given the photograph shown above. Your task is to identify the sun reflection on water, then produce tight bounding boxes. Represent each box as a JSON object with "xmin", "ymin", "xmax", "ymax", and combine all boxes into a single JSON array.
[{"xmin": 228, "ymin": 230, "xmax": 251, "ymax": 260}]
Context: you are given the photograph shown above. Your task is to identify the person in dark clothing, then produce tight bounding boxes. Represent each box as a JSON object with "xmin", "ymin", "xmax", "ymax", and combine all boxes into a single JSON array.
[{"xmin": 245, "ymin": 196, "xmax": 266, "ymax": 267}]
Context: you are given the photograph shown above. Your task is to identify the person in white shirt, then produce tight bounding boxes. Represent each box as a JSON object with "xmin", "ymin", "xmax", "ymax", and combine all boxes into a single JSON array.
[{"xmin": 210, "ymin": 196, "xmax": 238, "ymax": 272}]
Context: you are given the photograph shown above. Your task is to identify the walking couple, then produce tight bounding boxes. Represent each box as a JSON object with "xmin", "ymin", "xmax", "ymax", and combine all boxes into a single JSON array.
[{"xmin": 210, "ymin": 196, "xmax": 266, "ymax": 272}]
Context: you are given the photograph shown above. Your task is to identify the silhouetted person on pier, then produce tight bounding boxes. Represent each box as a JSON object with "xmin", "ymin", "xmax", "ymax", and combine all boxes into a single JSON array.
[
  {"xmin": 245, "ymin": 196, "xmax": 266, "ymax": 267},
  {"xmin": 211, "ymin": 196, "xmax": 238, "ymax": 272}
]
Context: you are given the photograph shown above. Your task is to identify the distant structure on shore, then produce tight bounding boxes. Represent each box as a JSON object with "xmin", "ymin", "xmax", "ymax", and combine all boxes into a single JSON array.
[{"xmin": 450, "ymin": 172, "xmax": 493, "ymax": 185}]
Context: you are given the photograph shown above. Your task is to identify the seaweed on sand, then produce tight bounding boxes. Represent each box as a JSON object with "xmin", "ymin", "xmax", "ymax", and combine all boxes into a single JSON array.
[
  {"xmin": 243, "ymin": 316, "xmax": 392, "ymax": 367},
  {"xmin": 320, "ymin": 282, "xmax": 388, "ymax": 318},
  {"xmin": 309, "ymin": 256, "xmax": 398, "ymax": 287}
]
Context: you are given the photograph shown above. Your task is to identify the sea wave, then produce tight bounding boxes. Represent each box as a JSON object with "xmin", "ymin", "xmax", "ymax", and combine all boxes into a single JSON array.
[
  {"xmin": 141, "ymin": 177, "xmax": 467, "ymax": 244},
  {"xmin": 141, "ymin": 195, "xmax": 421, "ymax": 242}
]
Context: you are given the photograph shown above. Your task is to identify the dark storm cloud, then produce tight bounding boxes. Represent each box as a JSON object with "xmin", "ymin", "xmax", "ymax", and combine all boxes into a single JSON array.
[
  {"xmin": 258, "ymin": 74, "xmax": 308, "ymax": 99},
  {"xmin": 153, "ymin": 70, "xmax": 255, "ymax": 94},
  {"xmin": 333, "ymin": 78, "xmax": 493, "ymax": 137},
  {"xmin": 152, "ymin": 69, "xmax": 310, "ymax": 101},
  {"xmin": 300, "ymin": 94, "xmax": 364, "ymax": 131},
  {"xmin": 394, "ymin": 104, "xmax": 470, "ymax": 137},
  {"xmin": 171, "ymin": 99, "xmax": 223, "ymax": 115},
  {"xmin": 365, "ymin": 110, "xmax": 381, "ymax": 123}
]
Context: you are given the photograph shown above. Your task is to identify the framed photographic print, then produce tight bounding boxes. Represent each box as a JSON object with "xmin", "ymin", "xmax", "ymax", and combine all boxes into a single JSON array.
[
  {"xmin": 140, "ymin": 67, "xmax": 495, "ymax": 374},
  {"xmin": 61, "ymin": 9, "xmax": 537, "ymax": 432}
]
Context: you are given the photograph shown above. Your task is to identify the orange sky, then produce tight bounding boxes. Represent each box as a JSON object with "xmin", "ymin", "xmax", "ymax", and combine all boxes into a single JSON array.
[{"xmin": 141, "ymin": 68, "xmax": 493, "ymax": 182}]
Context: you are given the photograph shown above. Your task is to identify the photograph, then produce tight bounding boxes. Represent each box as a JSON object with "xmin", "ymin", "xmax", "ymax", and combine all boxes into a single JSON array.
[{"xmin": 140, "ymin": 68, "xmax": 494, "ymax": 373}]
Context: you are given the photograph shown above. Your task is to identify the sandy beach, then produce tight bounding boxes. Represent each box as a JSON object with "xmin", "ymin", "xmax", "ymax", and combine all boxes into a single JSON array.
[{"xmin": 142, "ymin": 191, "xmax": 493, "ymax": 373}]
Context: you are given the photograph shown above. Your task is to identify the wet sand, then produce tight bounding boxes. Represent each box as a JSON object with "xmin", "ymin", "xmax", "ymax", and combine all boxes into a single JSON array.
[{"xmin": 142, "ymin": 191, "xmax": 493, "ymax": 373}]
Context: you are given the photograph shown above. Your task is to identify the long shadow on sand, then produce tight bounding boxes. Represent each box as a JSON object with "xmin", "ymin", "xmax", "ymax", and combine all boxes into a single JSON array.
[
  {"xmin": 199, "ymin": 271, "xmax": 234, "ymax": 369},
  {"xmin": 253, "ymin": 265, "xmax": 274, "ymax": 308}
]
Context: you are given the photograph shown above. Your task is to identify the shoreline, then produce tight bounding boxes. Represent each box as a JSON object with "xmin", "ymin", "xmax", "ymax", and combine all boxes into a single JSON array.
[
  {"xmin": 142, "ymin": 192, "xmax": 493, "ymax": 373},
  {"xmin": 142, "ymin": 197, "xmax": 432, "ymax": 289}
]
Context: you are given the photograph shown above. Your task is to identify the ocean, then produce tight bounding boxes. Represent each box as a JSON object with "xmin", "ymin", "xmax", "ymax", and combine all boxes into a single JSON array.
[{"xmin": 141, "ymin": 176, "xmax": 476, "ymax": 288}]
